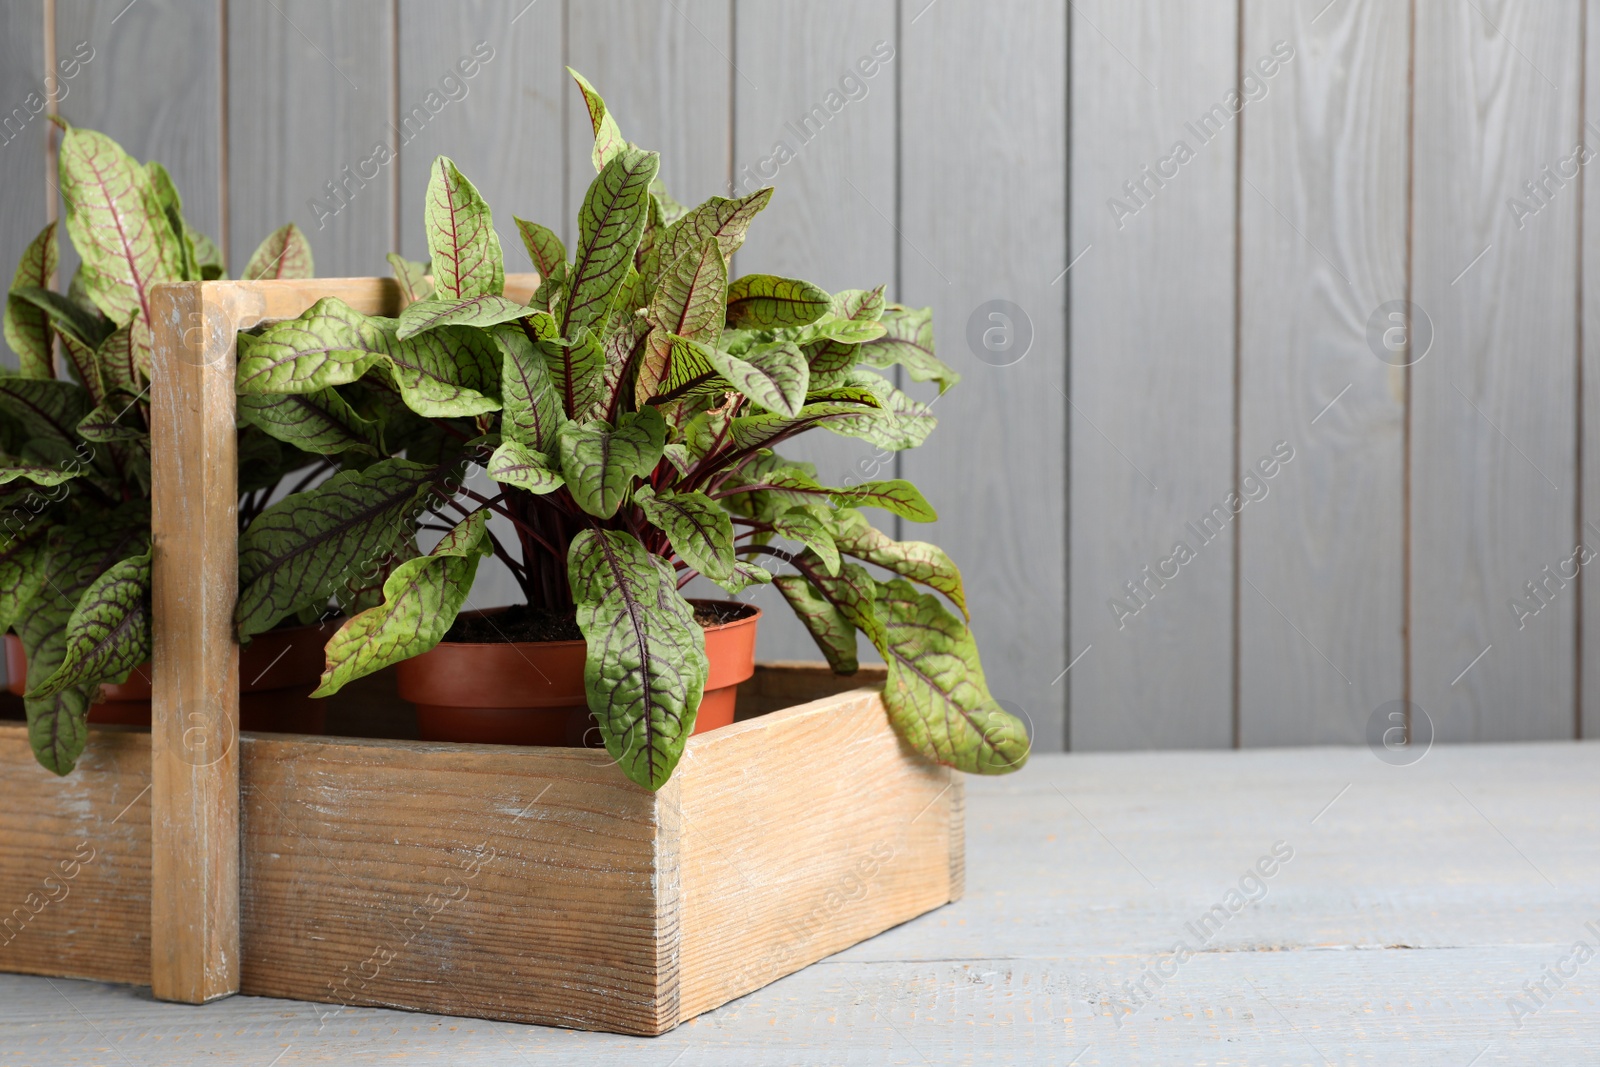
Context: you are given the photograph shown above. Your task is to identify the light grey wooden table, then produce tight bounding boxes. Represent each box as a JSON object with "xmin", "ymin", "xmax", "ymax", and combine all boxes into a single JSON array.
[{"xmin": 3, "ymin": 742, "xmax": 1596, "ymax": 1065}]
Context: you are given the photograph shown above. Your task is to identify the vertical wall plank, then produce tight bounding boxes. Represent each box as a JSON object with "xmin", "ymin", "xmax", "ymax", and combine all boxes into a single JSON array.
[
  {"xmin": 566, "ymin": 0, "xmax": 732, "ymax": 245},
  {"xmin": 902, "ymin": 0, "xmax": 1067, "ymax": 750},
  {"xmin": 1412, "ymin": 0, "xmax": 1580, "ymax": 742},
  {"xmin": 0, "ymin": 0, "xmax": 48, "ymax": 367},
  {"xmin": 1586, "ymin": 0, "xmax": 1600, "ymax": 740},
  {"xmin": 729, "ymin": 0, "xmax": 898, "ymax": 662},
  {"xmin": 396, "ymin": 0, "xmax": 564, "ymax": 613},
  {"xmin": 229, "ymin": 0, "xmax": 394, "ymax": 277},
  {"xmin": 1237, "ymin": 1, "xmax": 1407, "ymax": 744},
  {"xmin": 1067, "ymin": 0, "xmax": 1235, "ymax": 750},
  {"xmin": 56, "ymin": 0, "xmax": 222, "ymax": 275}
]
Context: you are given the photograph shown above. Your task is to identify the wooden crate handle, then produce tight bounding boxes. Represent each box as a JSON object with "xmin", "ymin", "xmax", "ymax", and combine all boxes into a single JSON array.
[{"xmin": 148, "ymin": 274, "xmax": 537, "ymax": 1003}]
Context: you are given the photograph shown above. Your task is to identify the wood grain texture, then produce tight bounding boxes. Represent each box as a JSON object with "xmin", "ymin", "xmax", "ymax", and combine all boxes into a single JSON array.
[
  {"xmin": 565, "ymin": 0, "xmax": 732, "ymax": 248},
  {"xmin": 1237, "ymin": 1, "xmax": 1407, "ymax": 743},
  {"xmin": 149, "ymin": 281, "xmax": 242, "ymax": 1003},
  {"xmin": 228, "ymin": 0, "xmax": 394, "ymax": 276},
  {"xmin": 1067, "ymin": 0, "xmax": 1234, "ymax": 750},
  {"xmin": 5, "ymin": 741, "xmax": 1597, "ymax": 1063},
  {"xmin": 901, "ymin": 0, "xmax": 1068, "ymax": 750},
  {"xmin": 55, "ymin": 0, "xmax": 222, "ymax": 272},
  {"xmin": 723, "ymin": 0, "xmax": 899, "ymax": 666},
  {"xmin": 675, "ymin": 687, "xmax": 958, "ymax": 1020},
  {"xmin": 0, "ymin": 0, "xmax": 47, "ymax": 377},
  {"xmin": 1411, "ymin": 0, "xmax": 1581, "ymax": 742},
  {"xmin": 0, "ymin": 723, "xmax": 149, "ymax": 985}
]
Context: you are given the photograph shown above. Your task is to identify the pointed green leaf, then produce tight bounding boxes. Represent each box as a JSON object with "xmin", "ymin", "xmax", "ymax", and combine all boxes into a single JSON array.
[
  {"xmin": 424, "ymin": 157, "xmax": 504, "ymax": 301},
  {"xmin": 28, "ymin": 549, "xmax": 151, "ymax": 699},
  {"xmin": 237, "ymin": 388, "xmax": 379, "ymax": 456},
  {"xmin": 96, "ymin": 321, "xmax": 141, "ymax": 396},
  {"xmin": 0, "ymin": 528, "xmax": 50, "ymax": 634},
  {"xmin": 725, "ymin": 273, "xmax": 829, "ymax": 329},
  {"xmin": 858, "ymin": 304, "xmax": 959, "ymax": 393},
  {"xmin": 243, "ymin": 222, "xmax": 315, "ymax": 280},
  {"xmin": 773, "ymin": 574, "xmax": 858, "ymax": 673},
  {"xmin": 236, "ymin": 297, "xmax": 388, "ymax": 394},
  {"xmin": 236, "ymin": 458, "xmax": 437, "ymax": 640},
  {"xmin": 0, "ymin": 458, "xmax": 85, "ymax": 486},
  {"xmin": 541, "ymin": 326, "xmax": 606, "ymax": 419},
  {"xmin": 76, "ymin": 391, "xmax": 148, "ymax": 445},
  {"xmin": 648, "ymin": 237, "xmax": 726, "ymax": 343},
  {"xmin": 823, "ymin": 369, "xmax": 937, "ymax": 450},
  {"xmin": 190, "ymin": 228, "xmax": 226, "ymax": 280},
  {"xmin": 58, "ymin": 128, "xmax": 184, "ymax": 331},
  {"xmin": 872, "ymin": 579, "xmax": 1029, "ymax": 774},
  {"xmin": 771, "ymin": 505, "xmax": 839, "ymax": 576},
  {"xmin": 10, "ymin": 284, "xmax": 114, "ymax": 349},
  {"xmin": 564, "ymin": 146, "xmax": 659, "ymax": 338},
  {"xmin": 388, "ymin": 253, "xmax": 434, "ymax": 304},
  {"xmin": 557, "ymin": 406, "xmax": 665, "ymax": 518},
  {"xmin": 568, "ymin": 68, "xmax": 626, "ymax": 171},
  {"xmin": 485, "ymin": 438, "xmax": 565, "ymax": 495},
  {"xmin": 530, "ymin": 260, "xmax": 568, "ymax": 317},
  {"xmin": 634, "ymin": 485, "xmax": 734, "ymax": 581},
  {"xmin": 51, "ymin": 326, "xmax": 103, "ymax": 403},
  {"xmin": 710, "ymin": 557, "xmax": 771, "ymax": 596},
  {"xmin": 643, "ymin": 189, "xmax": 773, "ymax": 286},
  {"xmin": 145, "ymin": 160, "xmax": 195, "ymax": 281},
  {"xmin": 725, "ymin": 400, "xmax": 881, "ymax": 452},
  {"xmin": 313, "ymin": 511, "xmax": 491, "ymax": 697},
  {"xmin": 708, "ymin": 340, "xmax": 808, "ymax": 416},
  {"xmin": 385, "ymin": 326, "xmax": 502, "ymax": 418},
  {"xmin": 568, "ymin": 528, "xmax": 708, "ymax": 790},
  {"xmin": 832, "ymin": 508, "xmax": 967, "ymax": 618},
  {"xmin": 395, "ymin": 294, "xmax": 530, "ymax": 339},
  {"xmin": 515, "ymin": 217, "xmax": 566, "ymax": 279},
  {"xmin": 0, "ymin": 378, "xmax": 93, "ymax": 450},
  {"xmin": 595, "ymin": 316, "xmax": 651, "ymax": 423},
  {"xmin": 495, "ymin": 325, "xmax": 563, "ymax": 451},
  {"xmin": 5, "ymin": 222, "xmax": 58, "ymax": 378}
]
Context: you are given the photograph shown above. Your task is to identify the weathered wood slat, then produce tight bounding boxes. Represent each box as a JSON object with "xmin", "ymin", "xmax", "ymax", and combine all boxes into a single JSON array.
[
  {"xmin": 227, "ymin": 0, "xmax": 394, "ymax": 276},
  {"xmin": 1067, "ymin": 0, "xmax": 1235, "ymax": 750},
  {"xmin": 1238, "ymin": 0, "xmax": 1407, "ymax": 743},
  {"xmin": 901, "ymin": 0, "xmax": 1068, "ymax": 749},
  {"xmin": 1410, "ymin": 0, "xmax": 1581, "ymax": 741}
]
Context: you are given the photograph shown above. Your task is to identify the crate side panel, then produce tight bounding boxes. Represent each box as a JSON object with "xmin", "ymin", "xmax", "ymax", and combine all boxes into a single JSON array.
[
  {"xmin": 0, "ymin": 725, "xmax": 150, "ymax": 984},
  {"xmin": 237, "ymin": 735, "xmax": 673, "ymax": 1035},
  {"xmin": 675, "ymin": 689, "xmax": 958, "ymax": 1020}
]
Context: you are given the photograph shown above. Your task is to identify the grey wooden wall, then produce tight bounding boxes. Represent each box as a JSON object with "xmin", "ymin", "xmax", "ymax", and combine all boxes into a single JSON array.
[{"xmin": 4, "ymin": 0, "xmax": 1591, "ymax": 754}]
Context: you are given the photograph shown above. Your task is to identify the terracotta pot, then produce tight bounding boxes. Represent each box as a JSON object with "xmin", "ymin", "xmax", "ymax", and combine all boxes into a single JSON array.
[
  {"xmin": 3, "ymin": 620, "xmax": 335, "ymax": 733},
  {"xmin": 397, "ymin": 600, "xmax": 761, "ymax": 747}
]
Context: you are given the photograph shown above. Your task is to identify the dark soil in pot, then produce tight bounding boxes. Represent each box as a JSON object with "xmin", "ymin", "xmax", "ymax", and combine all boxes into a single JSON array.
[
  {"xmin": 3, "ymin": 618, "xmax": 337, "ymax": 733},
  {"xmin": 396, "ymin": 599, "xmax": 761, "ymax": 747}
]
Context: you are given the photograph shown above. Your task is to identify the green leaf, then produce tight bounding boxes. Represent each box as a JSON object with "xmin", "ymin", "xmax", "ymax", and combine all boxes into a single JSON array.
[
  {"xmin": 541, "ymin": 326, "xmax": 606, "ymax": 419},
  {"xmin": 236, "ymin": 297, "xmax": 388, "ymax": 394},
  {"xmin": 423, "ymin": 157, "xmax": 504, "ymax": 301},
  {"xmin": 872, "ymin": 579, "xmax": 1030, "ymax": 774},
  {"xmin": 388, "ymin": 253, "xmax": 434, "ymax": 304},
  {"xmin": 236, "ymin": 458, "xmax": 437, "ymax": 640},
  {"xmin": 530, "ymin": 260, "xmax": 568, "ymax": 317},
  {"xmin": 243, "ymin": 222, "xmax": 315, "ymax": 280},
  {"xmin": 145, "ymin": 160, "xmax": 194, "ymax": 281},
  {"xmin": 565, "ymin": 146, "xmax": 659, "ymax": 338},
  {"xmin": 568, "ymin": 528, "xmax": 708, "ymax": 790},
  {"xmin": 858, "ymin": 304, "xmax": 959, "ymax": 394},
  {"xmin": 595, "ymin": 316, "xmax": 652, "ymax": 423},
  {"xmin": 28, "ymin": 549, "xmax": 151, "ymax": 699},
  {"xmin": 515, "ymin": 217, "xmax": 566, "ymax": 278},
  {"xmin": 725, "ymin": 400, "xmax": 881, "ymax": 453},
  {"xmin": 95, "ymin": 321, "xmax": 142, "ymax": 396},
  {"xmin": 0, "ymin": 527, "xmax": 50, "ymax": 634},
  {"xmin": 710, "ymin": 557, "xmax": 770, "ymax": 596},
  {"xmin": 568, "ymin": 67, "xmax": 626, "ymax": 171},
  {"xmin": 773, "ymin": 574, "xmax": 858, "ymax": 673},
  {"xmin": 647, "ymin": 237, "xmax": 725, "ymax": 343},
  {"xmin": 313, "ymin": 511, "xmax": 490, "ymax": 697},
  {"xmin": 58, "ymin": 128, "xmax": 184, "ymax": 332},
  {"xmin": 10, "ymin": 285, "xmax": 113, "ymax": 349},
  {"xmin": 725, "ymin": 274, "xmax": 829, "ymax": 329},
  {"xmin": 385, "ymin": 326, "xmax": 502, "ymax": 418},
  {"xmin": 495, "ymin": 325, "xmax": 563, "ymax": 451},
  {"xmin": 642, "ymin": 189, "xmax": 773, "ymax": 286},
  {"xmin": 557, "ymin": 407, "xmax": 665, "ymax": 519},
  {"xmin": 832, "ymin": 508, "xmax": 967, "ymax": 618},
  {"xmin": 706, "ymin": 340, "xmax": 808, "ymax": 416},
  {"xmin": 190, "ymin": 228, "xmax": 226, "ymax": 280},
  {"xmin": 237, "ymin": 388, "xmax": 379, "ymax": 456},
  {"xmin": 823, "ymin": 369, "xmax": 937, "ymax": 450},
  {"xmin": 0, "ymin": 457, "xmax": 85, "ymax": 486},
  {"xmin": 52, "ymin": 326, "xmax": 103, "ymax": 403},
  {"xmin": 5, "ymin": 222, "xmax": 58, "ymax": 378},
  {"xmin": 75, "ymin": 392, "xmax": 148, "ymax": 445},
  {"xmin": 395, "ymin": 294, "xmax": 530, "ymax": 339},
  {"xmin": 726, "ymin": 466, "xmax": 937, "ymax": 523},
  {"xmin": 634, "ymin": 485, "xmax": 734, "ymax": 581},
  {"xmin": 770, "ymin": 505, "xmax": 839, "ymax": 576},
  {"xmin": 485, "ymin": 438, "xmax": 565, "ymax": 494},
  {"xmin": 0, "ymin": 378, "xmax": 93, "ymax": 450}
]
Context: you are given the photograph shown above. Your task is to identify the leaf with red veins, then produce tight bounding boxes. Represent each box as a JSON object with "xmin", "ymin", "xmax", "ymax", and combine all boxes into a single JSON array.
[
  {"xmin": 424, "ymin": 156, "xmax": 504, "ymax": 301},
  {"xmin": 243, "ymin": 222, "xmax": 315, "ymax": 280},
  {"xmin": 4, "ymin": 222, "xmax": 58, "ymax": 378}
]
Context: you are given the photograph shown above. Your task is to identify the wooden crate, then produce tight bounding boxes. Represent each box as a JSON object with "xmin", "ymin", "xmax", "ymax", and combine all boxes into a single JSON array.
[{"xmin": 0, "ymin": 274, "xmax": 969, "ymax": 1034}]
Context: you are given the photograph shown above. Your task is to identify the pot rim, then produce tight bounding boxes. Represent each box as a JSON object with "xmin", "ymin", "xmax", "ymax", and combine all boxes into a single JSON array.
[{"xmin": 430, "ymin": 598, "xmax": 762, "ymax": 650}]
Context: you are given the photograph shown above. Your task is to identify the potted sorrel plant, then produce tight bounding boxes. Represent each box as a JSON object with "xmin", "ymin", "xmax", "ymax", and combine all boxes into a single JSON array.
[
  {"xmin": 0, "ymin": 124, "xmax": 358, "ymax": 774},
  {"xmin": 232, "ymin": 71, "xmax": 1030, "ymax": 790}
]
